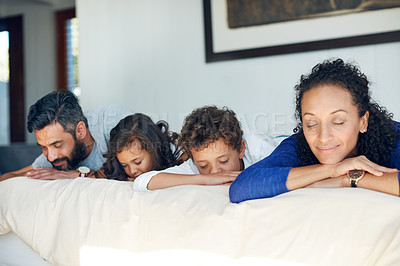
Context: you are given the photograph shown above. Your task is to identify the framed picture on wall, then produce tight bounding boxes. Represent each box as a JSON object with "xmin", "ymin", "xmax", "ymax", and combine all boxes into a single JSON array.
[{"xmin": 203, "ymin": 0, "xmax": 400, "ymax": 63}]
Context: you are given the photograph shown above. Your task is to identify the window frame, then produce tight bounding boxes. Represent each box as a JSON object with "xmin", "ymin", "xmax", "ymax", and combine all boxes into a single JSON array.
[
  {"xmin": 1, "ymin": 15, "xmax": 25, "ymax": 143},
  {"xmin": 56, "ymin": 8, "xmax": 76, "ymax": 91}
]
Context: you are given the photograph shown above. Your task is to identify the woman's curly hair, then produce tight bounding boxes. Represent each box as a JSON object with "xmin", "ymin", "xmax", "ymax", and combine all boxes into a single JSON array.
[
  {"xmin": 179, "ymin": 106, "xmax": 243, "ymax": 159},
  {"xmin": 103, "ymin": 113, "xmax": 180, "ymax": 180},
  {"xmin": 293, "ymin": 58, "xmax": 399, "ymax": 166}
]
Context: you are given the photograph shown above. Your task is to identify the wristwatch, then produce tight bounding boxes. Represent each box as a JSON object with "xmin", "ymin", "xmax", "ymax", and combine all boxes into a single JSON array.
[
  {"xmin": 347, "ymin": 169, "xmax": 365, "ymax": 187},
  {"xmin": 77, "ymin": 166, "xmax": 90, "ymax": 178}
]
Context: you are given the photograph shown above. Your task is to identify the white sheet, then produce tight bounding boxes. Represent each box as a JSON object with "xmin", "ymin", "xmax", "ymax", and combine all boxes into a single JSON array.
[
  {"xmin": 0, "ymin": 232, "xmax": 52, "ymax": 266},
  {"xmin": 1, "ymin": 177, "xmax": 400, "ymax": 266}
]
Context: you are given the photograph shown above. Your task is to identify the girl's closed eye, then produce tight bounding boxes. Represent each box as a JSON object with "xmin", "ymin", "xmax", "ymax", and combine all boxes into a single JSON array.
[
  {"xmin": 199, "ymin": 164, "xmax": 208, "ymax": 169},
  {"xmin": 135, "ymin": 161, "xmax": 142, "ymax": 165}
]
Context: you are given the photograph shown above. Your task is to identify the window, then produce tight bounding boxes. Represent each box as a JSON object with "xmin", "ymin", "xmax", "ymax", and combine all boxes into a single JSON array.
[
  {"xmin": 0, "ymin": 31, "xmax": 10, "ymax": 145},
  {"xmin": 56, "ymin": 9, "xmax": 79, "ymax": 95}
]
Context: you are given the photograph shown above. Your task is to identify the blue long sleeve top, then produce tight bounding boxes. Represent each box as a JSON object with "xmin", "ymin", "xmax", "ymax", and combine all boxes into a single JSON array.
[{"xmin": 230, "ymin": 123, "xmax": 400, "ymax": 203}]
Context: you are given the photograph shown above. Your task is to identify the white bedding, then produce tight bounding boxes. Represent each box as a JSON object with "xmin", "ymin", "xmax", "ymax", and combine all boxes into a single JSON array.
[
  {"xmin": 1, "ymin": 177, "xmax": 400, "ymax": 266},
  {"xmin": 0, "ymin": 232, "xmax": 52, "ymax": 266}
]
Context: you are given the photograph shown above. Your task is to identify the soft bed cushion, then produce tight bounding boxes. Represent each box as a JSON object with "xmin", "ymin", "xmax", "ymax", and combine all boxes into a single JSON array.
[
  {"xmin": 0, "ymin": 232, "xmax": 52, "ymax": 266},
  {"xmin": 1, "ymin": 177, "xmax": 400, "ymax": 266}
]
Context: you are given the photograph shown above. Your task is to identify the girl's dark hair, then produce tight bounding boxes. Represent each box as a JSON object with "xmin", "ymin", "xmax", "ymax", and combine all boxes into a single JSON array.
[
  {"xmin": 103, "ymin": 113, "xmax": 180, "ymax": 180},
  {"xmin": 293, "ymin": 58, "xmax": 399, "ymax": 166}
]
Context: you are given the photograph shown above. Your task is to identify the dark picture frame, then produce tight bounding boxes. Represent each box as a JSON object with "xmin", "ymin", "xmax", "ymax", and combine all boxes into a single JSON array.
[{"xmin": 203, "ymin": 0, "xmax": 400, "ymax": 63}]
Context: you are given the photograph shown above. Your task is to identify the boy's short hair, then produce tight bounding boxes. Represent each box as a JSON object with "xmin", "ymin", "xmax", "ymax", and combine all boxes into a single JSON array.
[{"xmin": 179, "ymin": 106, "xmax": 243, "ymax": 159}]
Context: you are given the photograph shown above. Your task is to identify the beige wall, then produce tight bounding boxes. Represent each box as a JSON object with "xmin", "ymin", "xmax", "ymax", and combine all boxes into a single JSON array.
[
  {"xmin": 2, "ymin": 0, "xmax": 400, "ymax": 143},
  {"xmin": 77, "ymin": 0, "xmax": 400, "ymax": 136}
]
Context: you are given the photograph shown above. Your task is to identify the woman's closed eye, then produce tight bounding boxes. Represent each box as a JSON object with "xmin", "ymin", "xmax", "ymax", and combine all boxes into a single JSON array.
[
  {"xmin": 306, "ymin": 123, "xmax": 317, "ymax": 128},
  {"xmin": 332, "ymin": 121, "xmax": 344, "ymax": 125}
]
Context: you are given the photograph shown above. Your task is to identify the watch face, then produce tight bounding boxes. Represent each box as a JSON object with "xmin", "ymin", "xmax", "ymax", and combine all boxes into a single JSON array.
[
  {"xmin": 78, "ymin": 166, "xmax": 90, "ymax": 174},
  {"xmin": 347, "ymin": 169, "xmax": 364, "ymax": 180}
]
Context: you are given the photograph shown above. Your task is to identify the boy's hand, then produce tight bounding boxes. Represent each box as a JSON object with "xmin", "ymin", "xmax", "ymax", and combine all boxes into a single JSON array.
[{"xmin": 200, "ymin": 171, "xmax": 241, "ymax": 185}]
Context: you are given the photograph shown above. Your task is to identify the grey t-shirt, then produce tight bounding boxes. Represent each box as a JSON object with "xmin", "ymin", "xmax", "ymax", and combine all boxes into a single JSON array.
[{"xmin": 32, "ymin": 105, "xmax": 133, "ymax": 171}]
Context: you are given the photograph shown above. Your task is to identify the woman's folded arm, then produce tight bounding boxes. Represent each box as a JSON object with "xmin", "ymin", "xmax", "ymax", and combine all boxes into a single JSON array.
[{"xmin": 229, "ymin": 135, "xmax": 300, "ymax": 203}]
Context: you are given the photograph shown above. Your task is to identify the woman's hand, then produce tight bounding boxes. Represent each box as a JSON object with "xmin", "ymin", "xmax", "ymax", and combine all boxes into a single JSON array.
[{"xmin": 330, "ymin": 155, "xmax": 398, "ymax": 178}]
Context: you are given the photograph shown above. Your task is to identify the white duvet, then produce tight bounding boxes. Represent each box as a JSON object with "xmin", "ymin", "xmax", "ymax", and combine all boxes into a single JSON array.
[{"xmin": 0, "ymin": 177, "xmax": 400, "ymax": 266}]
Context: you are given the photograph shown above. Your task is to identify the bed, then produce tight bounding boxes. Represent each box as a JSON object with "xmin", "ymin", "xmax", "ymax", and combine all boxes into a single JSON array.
[{"xmin": 1, "ymin": 176, "xmax": 400, "ymax": 266}]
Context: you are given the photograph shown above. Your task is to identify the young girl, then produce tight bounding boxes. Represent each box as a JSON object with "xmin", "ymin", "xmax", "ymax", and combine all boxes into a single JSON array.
[
  {"xmin": 102, "ymin": 113, "xmax": 181, "ymax": 181},
  {"xmin": 230, "ymin": 58, "xmax": 400, "ymax": 203}
]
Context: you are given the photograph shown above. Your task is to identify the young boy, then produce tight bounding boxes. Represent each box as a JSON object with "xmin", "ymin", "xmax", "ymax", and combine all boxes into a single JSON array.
[{"xmin": 133, "ymin": 106, "xmax": 278, "ymax": 191}]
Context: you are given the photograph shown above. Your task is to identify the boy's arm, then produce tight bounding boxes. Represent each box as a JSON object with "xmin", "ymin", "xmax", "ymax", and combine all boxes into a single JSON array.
[
  {"xmin": 147, "ymin": 171, "xmax": 239, "ymax": 190},
  {"xmin": 133, "ymin": 160, "xmax": 196, "ymax": 191},
  {"xmin": 0, "ymin": 165, "xmax": 33, "ymax": 182},
  {"xmin": 133, "ymin": 160, "xmax": 239, "ymax": 191}
]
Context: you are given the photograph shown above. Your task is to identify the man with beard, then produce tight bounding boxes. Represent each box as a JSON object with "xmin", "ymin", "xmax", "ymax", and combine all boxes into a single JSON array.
[{"xmin": 0, "ymin": 90, "xmax": 132, "ymax": 181}]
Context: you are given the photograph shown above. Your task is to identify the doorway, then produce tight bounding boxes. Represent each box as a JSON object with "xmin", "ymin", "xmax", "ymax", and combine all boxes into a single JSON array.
[
  {"xmin": 0, "ymin": 30, "xmax": 9, "ymax": 145},
  {"xmin": 0, "ymin": 16, "xmax": 24, "ymax": 144}
]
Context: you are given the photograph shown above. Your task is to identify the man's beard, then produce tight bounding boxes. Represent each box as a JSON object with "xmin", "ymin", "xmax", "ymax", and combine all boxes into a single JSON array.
[{"xmin": 50, "ymin": 140, "xmax": 87, "ymax": 171}]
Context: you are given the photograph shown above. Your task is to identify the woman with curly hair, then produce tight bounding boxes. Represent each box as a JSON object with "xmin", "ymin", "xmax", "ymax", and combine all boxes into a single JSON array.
[
  {"xmin": 101, "ymin": 113, "xmax": 181, "ymax": 181},
  {"xmin": 230, "ymin": 58, "xmax": 400, "ymax": 203}
]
